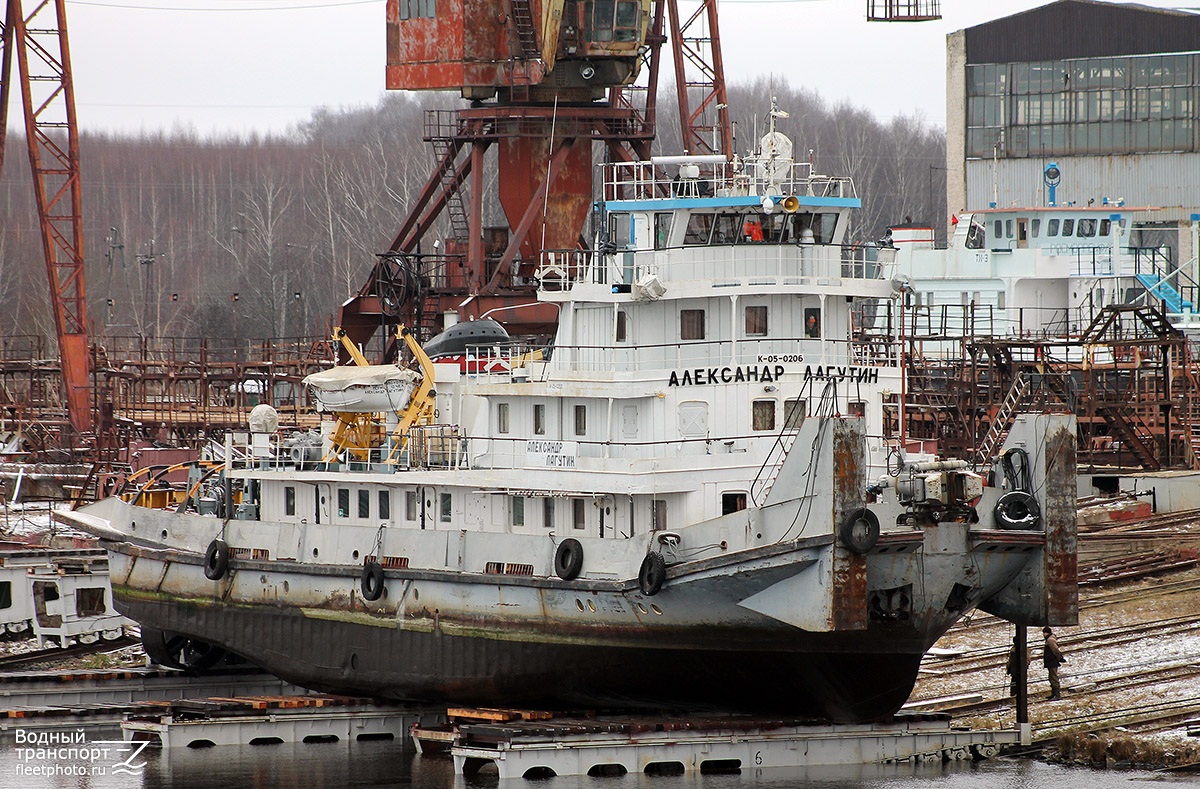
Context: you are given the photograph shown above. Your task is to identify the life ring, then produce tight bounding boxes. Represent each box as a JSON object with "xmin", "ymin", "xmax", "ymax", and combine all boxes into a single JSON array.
[
  {"xmin": 994, "ymin": 491, "xmax": 1042, "ymax": 530},
  {"xmin": 203, "ymin": 539, "xmax": 230, "ymax": 580},
  {"xmin": 361, "ymin": 560, "xmax": 385, "ymax": 601},
  {"xmin": 638, "ymin": 552, "xmax": 666, "ymax": 596},
  {"xmin": 554, "ymin": 538, "xmax": 584, "ymax": 580},
  {"xmin": 838, "ymin": 508, "xmax": 880, "ymax": 554}
]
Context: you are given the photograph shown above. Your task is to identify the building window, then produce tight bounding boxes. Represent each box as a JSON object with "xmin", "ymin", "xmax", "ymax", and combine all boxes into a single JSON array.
[
  {"xmin": 534, "ymin": 404, "xmax": 546, "ymax": 435},
  {"xmin": 512, "ymin": 497, "xmax": 525, "ymax": 527},
  {"xmin": 405, "ymin": 490, "xmax": 418, "ymax": 521},
  {"xmin": 358, "ymin": 489, "xmax": 370, "ymax": 519},
  {"xmin": 284, "ymin": 486, "xmax": 296, "ymax": 516},
  {"xmin": 497, "ymin": 402, "xmax": 510, "ymax": 434},
  {"xmin": 752, "ymin": 400, "xmax": 777, "ymax": 431},
  {"xmin": 745, "ymin": 305, "xmax": 768, "ymax": 336},
  {"xmin": 722, "ymin": 492, "xmax": 747, "ymax": 515},
  {"xmin": 681, "ymin": 309, "xmax": 705, "ymax": 340},
  {"xmin": 440, "ymin": 493, "xmax": 452, "ymax": 522},
  {"xmin": 574, "ymin": 405, "xmax": 587, "ymax": 436},
  {"xmin": 337, "ymin": 488, "xmax": 350, "ymax": 518},
  {"xmin": 543, "ymin": 497, "xmax": 555, "ymax": 529},
  {"xmin": 573, "ymin": 499, "xmax": 586, "ymax": 530},
  {"xmin": 616, "ymin": 310, "xmax": 628, "ymax": 342},
  {"xmin": 379, "ymin": 490, "xmax": 391, "ymax": 520},
  {"xmin": 651, "ymin": 499, "xmax": 667, "ymax": 531}
]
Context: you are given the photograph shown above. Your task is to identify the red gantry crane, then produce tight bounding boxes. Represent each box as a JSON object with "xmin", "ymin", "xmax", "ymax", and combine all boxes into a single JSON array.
[{"xmin": 0, "ymin": 0, "xmax": 91, "ymax": 440}]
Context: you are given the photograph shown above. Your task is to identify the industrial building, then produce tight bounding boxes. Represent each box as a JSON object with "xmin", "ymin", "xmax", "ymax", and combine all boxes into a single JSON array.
[{"xmin": 945, "ymin": 0, "xmax": 1200, "ymax": 266}]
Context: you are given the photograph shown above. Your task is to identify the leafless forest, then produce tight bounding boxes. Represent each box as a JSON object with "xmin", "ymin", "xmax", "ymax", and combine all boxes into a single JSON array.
[{"xmin": 0, "ymin": 79, "xmax": 945, "ymax": 344}]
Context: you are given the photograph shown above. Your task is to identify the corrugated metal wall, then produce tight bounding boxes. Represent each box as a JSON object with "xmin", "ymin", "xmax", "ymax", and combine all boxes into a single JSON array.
[{"xmin": 964, "ymin": 153, "xmax": 1200, "ymax": 219}]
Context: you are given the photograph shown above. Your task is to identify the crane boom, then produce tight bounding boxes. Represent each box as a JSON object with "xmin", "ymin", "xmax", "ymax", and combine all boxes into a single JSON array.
[{"xmin": 1, "ymin": 0, "xmax": 90, "ymax": 438}]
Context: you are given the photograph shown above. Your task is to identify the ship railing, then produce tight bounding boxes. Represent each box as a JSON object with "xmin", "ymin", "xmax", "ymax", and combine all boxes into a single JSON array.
[
  {"xmin": 460, "ymin": 341, "xmax": 552, "ymax": 382},
  {"xmin": 600, "ymin": 159, "xmax": 856, "ymax": 203},
  {"xmin": 543, "ymin": 243, "xmax": 889, "ymax": 291},
  {"xmin": 226, "ymin": 424, "xmax": 469, "ymax": 472}
]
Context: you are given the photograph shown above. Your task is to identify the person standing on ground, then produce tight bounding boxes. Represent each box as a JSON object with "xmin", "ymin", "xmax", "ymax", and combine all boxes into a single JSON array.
[
  {"xmin": 1005, "ymin": 635, "xmax": 1030, "ymax": 697},
  {"xmin": 1043, "ymin": 626, "xmax": 1066, "ymax": 700}
]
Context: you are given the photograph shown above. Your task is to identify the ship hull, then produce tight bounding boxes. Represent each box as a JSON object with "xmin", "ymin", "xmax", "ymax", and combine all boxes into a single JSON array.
[{"xmin": 113, "ymin": 580, "xmax": 923, "ymax": 722}]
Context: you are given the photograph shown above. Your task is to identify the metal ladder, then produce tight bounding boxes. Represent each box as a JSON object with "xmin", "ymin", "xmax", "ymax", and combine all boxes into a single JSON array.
[
  {"xmin": 974, "ymin": 374, "xmax": 1030, "ymax": 465},
  {"xmin": 429, "ymin": 137, "xmax": 470, "ymax": 242},
  {"xmin": 508, "ymin": 0, "xmax": 540, "ymax": 58}
]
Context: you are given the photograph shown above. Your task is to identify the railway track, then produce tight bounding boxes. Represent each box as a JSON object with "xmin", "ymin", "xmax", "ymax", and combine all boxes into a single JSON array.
[{"xmin": 0, "ymin": 635, "xmax": 138, "ymax": 670}]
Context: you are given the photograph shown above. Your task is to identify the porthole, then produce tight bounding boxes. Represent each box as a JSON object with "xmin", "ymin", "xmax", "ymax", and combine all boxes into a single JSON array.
[
  {"xmin": 283, "ymin": 580, "xmax": 290, "ymax": 593},
  {"xmin": 650, "ymin": 604, "xmax": 664, "ymax": 615},
  {"xmin": 161, "ymin": 530, "xmax": 168, "ymax": 540},
  {"xmin": 413, "ymin": 587, "xmax": 419, "ymax": 601},
  {"xmin": 576, "ymin": 599, "xmax": 585, "ymax": 612},
  {"xmin": 131, "ymin": 521, "xmax": 137, "ymax": 530},
  {"xmin": 586, "ymin": 599, "xmax": 596, "ymax": 613},
  {"xmin": 312, "ymin": 548, "xmax": 319, "ymax": 558},
  {"xmin": 352, "ymin": 550, "xmax": 360, "ymax": 561},
  {"xmin": 350, "ymin": 653, "xmax": 359, "ymax": 670},
  {"xmin": 635, "ymin": 602, "xmax": 648, "ymax": 614},
  {"xmin": 260, "ymin": 575, "xmax": 268, "ymax": 584}
]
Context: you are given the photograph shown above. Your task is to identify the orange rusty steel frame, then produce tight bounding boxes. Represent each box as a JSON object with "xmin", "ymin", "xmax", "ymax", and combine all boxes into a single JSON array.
[
  {"xmin": 666, "ymin": 0, "xmax": 731, "ymax": 159},
  {"xmin": 1, "ymin": 0, "xmax": 90, "ymax": 438}
]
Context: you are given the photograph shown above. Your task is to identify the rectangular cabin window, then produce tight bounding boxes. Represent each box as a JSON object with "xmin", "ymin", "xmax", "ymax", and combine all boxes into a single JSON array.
[
  {"xmin": 993, "ymin": 219, "xmax": 1003, "ymax": 238},
  {"xmin": 573, "ymin": 499, "xmax": 586, "ymax": 530},
  {"xmin": 405, "ymin": 491, "xmax": 418, "ymax": 521},
  {"xmin": 440, "ymin": 493, "xmax": 452, "ymax": 523},
  {"xmin": 337, "ymin": 488, "xmax": 350, "ymax": 518},
  {"xmin": 284, "ymin": 486, "xmax": 296, "ymax": 516},
  {"xmin": 497, "ymin": 402, "xmax": 510, "ymax": 434},
  {"xmin": 574, "ymin": 405, "xmax": 587, "ymax": 436},
  {"xmin": 849, "ymin": 401, "xmax": 866, "ymax": 417},
  {"xmin": 1078, "ymin": 218, "xmax": 1097, "ymax": 237},
  {"xmin": 609, "ymin": 213, "xmax": 631, "ymax": 248},
  {"xmin": 1100, "ymin": 218, "xmax": 1111, "ymax": 236},
  {"xmin": 358, "ymin": 489, "xmax": 370, "ymax": 519},
  {"xmin": 534, "ymin": 404, "xmax": 546, "ymax": 435},
  {"xmin": 684, "ymin": 214, "xmax": 713, "ymax": 245},
  {"xmin": 1005, "ymin": 219, "xmax": 1013, "ymax": 238},
  {"xmin": 745, "ymin": 305, "xmax": 768, "ymax": 336},
  {"xmin": 722, "ymin": 492, "xmax": 748, "ymax": 515},
  {"xmin": 1061, "ymin": 218, "xmax": 1075, "ymax": 236},
  {"xmin": 783, "ymin": 398, "xmax": 807, "ymax": 430},
  {"xmin": 379, "ymin": 490, "xmax": 391, "ymax": 520},
  {"xmin": 1047, "ymin": 218, "xmax": 1060, "ymax": 236},
  {"xmin": 616, "ymin": 310, "xmax": 629, "ymax": 342},
  {"xmin": 752, "ymin": 400, "xmax": 777, "ymax": 431},
  {"xmin": 681, "ymin": 309, "xmax": 706, "ymax": 340},
  {"xmin": 512, "ymin": 497, "xmax": 525, "ymax": 527},
  {"xmin": 654, "ymin": 213, "xmax": 672, "ymax": 249},
  {"xmin": 652, "ymin": 499, "xmax": 667, "ymax": 531},
  {"xmin": 804, "ymin": 307, "xmax": 821, "ymax": 338},
  {"xmin": 1031, "ymin": 218, "xmax": 1041, "ymax": 238},
  {"xmin": 75, "ymin": 587, "xmax": 106, "ymax": 617},
  {"xmin": 543, "ymin": 497, "xmax": 555, "ymax": 529}
]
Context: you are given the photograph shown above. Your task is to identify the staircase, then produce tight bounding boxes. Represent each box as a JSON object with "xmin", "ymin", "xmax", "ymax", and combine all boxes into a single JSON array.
[
  {"xmin": 1135, "ymin": 272, "xmax": 1193, "ymax": 314},
  {"xmin": 1096, "ymin": 403, "xmax": 1162, "ymax": 470},
  {"xmin": 429, "ymin": 138, "xmax": 470, "ymax": 242},
  {"xmin": 508, "ymin": 0, "xmax": 540, "ymax": 58},
  {"xmin": 974, "ymin": 374, "xmax": 1030, "ymax": 465}
]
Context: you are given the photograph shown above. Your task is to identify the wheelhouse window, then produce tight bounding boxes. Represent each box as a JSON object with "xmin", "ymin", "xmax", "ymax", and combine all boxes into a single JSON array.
[
  {"xmin": 681, "ymin": 309, "xmax": 706, "ymax": 340},
  {"xmin": 497, "ymin": 402, "xmax": 510, "ymax": 434},
  {"xmin": 337, "ymin": 488, "xmax": 350, "ymax": 518},
  {"xmin": 284, "ymin": 486, "xmax": 296, "ymax": 516},
  {"xmin": 585, "ymin": 0, "xmax": 641, "ymax": 42},
  {"xmin": 683, "ymin": 213, "xmax": 713, "ymax": 245},
  {"xmin": 534, "ymin": 404, "xmax": 546, "ymax": 435},
  {"xmin": 654, "ymin": 212, "xmax": 672, "ymax": 249},
  {"xmin": 574, "ymin": 405, "xmax": 587, "ymax": 436},
  {"xmin": 358, "ymin": 489, "xmax": 370, "ymax": 519},
  {"xmin": 440, "ymin": 493, "xmax": 452, "ymax": 522},
  {"xmin": 744, "ymin": 305, "xmax": 768, "ymax": 337},
  {"xmin": 752, "ymin": 400, "xmax": 776, "ymax": 431}
]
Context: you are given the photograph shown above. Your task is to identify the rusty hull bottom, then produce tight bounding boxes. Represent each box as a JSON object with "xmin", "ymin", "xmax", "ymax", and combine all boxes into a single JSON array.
[{"xmin": 116, "ymin": 592, "xmax": 922, "ymax": 724}]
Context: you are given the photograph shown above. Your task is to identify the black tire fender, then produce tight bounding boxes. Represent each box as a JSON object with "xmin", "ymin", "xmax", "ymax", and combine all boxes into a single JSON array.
[
  {"xmin": 638, "ymin": 551, "xmax": 666, "ymax": 596},
  {"xmin": 838, "ymin": 507, "xmax": 880, "ymax": 554},
  {"xmin": 203, "ymin": 539, "xmax": 230, "ymax": 580},
  {"xmin": 361, "ymin": 560, "xmax": 385, "ymax": 601},
  {"xmin": 994, "ymin": 491, "xmax": 1042, "ymax": 530},
  {"xmin": 554, "ymin": 538, "xmax": 584, "ymax": 580}
]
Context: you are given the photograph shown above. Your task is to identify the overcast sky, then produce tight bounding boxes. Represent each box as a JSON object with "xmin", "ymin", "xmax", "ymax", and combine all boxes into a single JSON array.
[{"xmin": 10, "ymin": 0, "xmax": 1197, "ymax": 137}]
